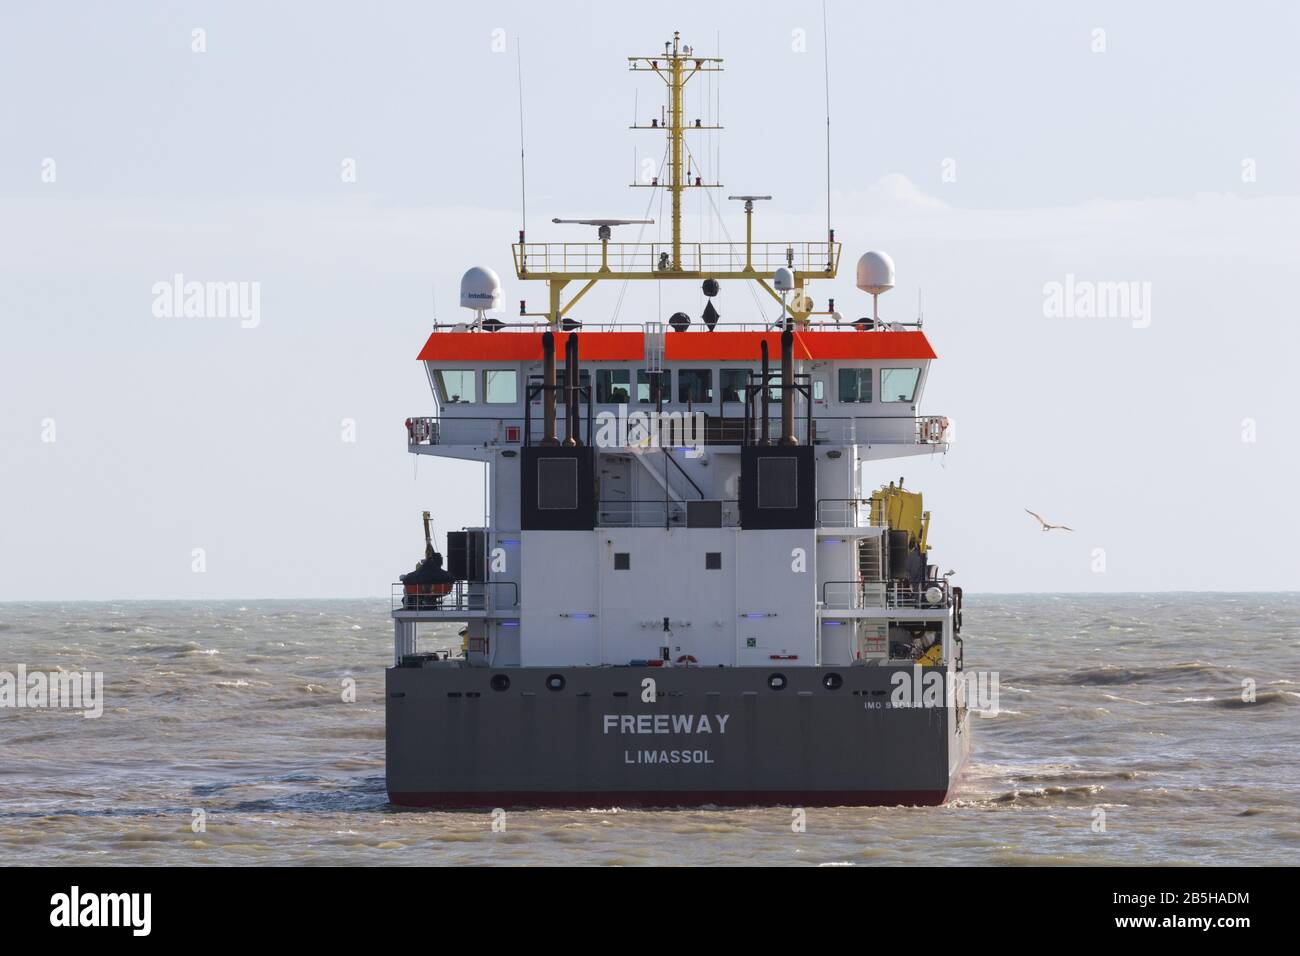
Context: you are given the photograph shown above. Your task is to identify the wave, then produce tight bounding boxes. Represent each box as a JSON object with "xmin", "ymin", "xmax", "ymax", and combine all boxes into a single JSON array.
[
  {"xmin": 1019, "ymin": 661, "xmax": 1230, "ymax": 687},
  {"xmin": 944, "ymin": 783, "xmax": 1110, "ymax": 808},
  {"xmin": 1210, "ymin": 691, "xmax": 1296, "ymax": 709}
]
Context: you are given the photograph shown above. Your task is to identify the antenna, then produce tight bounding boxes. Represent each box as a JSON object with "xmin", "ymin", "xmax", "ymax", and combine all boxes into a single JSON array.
[
  {"xmin": 728, "ymin": 195, "xmax": 771, "ymax": 273},
  {"xmin": 821, "ymin": 0, "xmax": 832, "ymax": 245},
  {"xmin": 517, "ymin": 40, "xmax": 527, "ymax": 239}
]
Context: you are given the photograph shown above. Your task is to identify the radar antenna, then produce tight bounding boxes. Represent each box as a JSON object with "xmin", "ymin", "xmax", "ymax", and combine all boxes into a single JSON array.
[{"xmin": 551, "ymin": 218, "xmax": 655, "ymax": 241}]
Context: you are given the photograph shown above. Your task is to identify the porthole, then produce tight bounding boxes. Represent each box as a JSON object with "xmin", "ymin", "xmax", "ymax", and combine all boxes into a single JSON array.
[
  {"xmin": 545, "ymin": 673, "xmax": 566, "ymax": 692},
  {"xmin": 767, "ymin": 673, "xmax": 787, "ymax": 691},
  {"xmin": 490, "ymin": 674, "xmax": 511, "ymax": 692},
  {"xmin": 823, "ymin": 672, "xmax": 843, "ymax": 690}
]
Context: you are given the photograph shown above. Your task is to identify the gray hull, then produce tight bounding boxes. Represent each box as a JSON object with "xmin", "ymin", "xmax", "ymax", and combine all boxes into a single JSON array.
[{"xmin": 386, "ymin": 662, "xmax": 971, "ymax": 809}]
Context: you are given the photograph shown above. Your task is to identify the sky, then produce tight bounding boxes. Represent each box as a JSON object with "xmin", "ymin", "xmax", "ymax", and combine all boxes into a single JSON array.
[{"xmin": 2, "ymin": 1, "xmax": 1298, "ymax": 599}]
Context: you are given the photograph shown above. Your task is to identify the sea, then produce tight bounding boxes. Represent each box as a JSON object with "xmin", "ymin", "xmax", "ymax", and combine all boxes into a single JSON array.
[{"xmin": 2, "ymin": 593, "xmax": 1297, "ymax": 866}]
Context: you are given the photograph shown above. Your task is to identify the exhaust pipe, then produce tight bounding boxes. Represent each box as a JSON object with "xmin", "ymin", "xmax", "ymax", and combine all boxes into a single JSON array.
[
  {"xmin": 564, "ymin": 332, "xmax": 580, "ymax": 446},
  {"xmin": 759, "ymin": 339, "xmax": 771, "ymax": 445},
  {"xmin": 779, "ymin": 327, "xmax": 797, "ymax": 445},
  {"xmin": 541, "ymin": 330, "xmax": 558, "ymax": 446}
]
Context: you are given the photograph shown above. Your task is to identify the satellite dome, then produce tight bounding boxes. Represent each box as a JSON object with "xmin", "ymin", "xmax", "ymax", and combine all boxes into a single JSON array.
[
  {"xmin": 855, "ymin": 251, "xmax": 895, "ymax": 295},
  {"xmin": 773, "ymin": 267, "xmax": 794, "ymax": 293},
  {"xmin": 460, "ymin": 266, "xmax": 503, "ymax": 311}
]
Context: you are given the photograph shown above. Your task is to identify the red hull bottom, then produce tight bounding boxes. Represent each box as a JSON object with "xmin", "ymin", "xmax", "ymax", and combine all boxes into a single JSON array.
[{"xmin": 388, "ymin": 789, "xmax": 950, "ymax": 810}]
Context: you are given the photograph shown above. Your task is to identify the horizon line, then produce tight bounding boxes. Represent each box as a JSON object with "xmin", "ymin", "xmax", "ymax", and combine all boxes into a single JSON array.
[{"xmin": 1, "ymin": 589, "xmax": 1297, "ymax": 605}]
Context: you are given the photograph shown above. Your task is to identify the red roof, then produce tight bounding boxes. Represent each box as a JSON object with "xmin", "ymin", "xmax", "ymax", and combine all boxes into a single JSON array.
[
  {"xmin": 665, "ymin": 330, "xmax": 936, "ymax": 361},
  {"xmin": 418, "ymin": 331, "xmax": 645, "ymax": 361},
  {"xmin": 418, "ymin": 330, "xmax": 935, "ymax": 362}
]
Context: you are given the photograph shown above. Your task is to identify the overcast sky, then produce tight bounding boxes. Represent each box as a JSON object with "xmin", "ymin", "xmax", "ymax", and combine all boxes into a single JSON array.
[{"xmin": 2, "ymin": 1, "xmax": 1297, "ymax": 599}]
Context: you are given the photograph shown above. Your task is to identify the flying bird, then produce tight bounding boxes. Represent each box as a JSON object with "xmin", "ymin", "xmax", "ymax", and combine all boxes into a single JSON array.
[{"xmin": 1025, "ymin": 509, "xmax": 1073, "ymax": 532}]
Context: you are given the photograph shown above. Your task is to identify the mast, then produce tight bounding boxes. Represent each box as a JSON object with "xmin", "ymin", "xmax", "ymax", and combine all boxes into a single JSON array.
[
  {"xmin": 510, "ymin": 33, "xmax": 839, "ymax": 327},
  {"xmin": 630, "ymin": 31, "xmax": 722, "ymax": 274},
  {"xmin": 669, "ymin": 34, "xmax": 685, "ymax": 270}
]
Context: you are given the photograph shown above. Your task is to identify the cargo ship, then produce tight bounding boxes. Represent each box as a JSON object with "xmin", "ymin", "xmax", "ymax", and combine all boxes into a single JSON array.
[{"xmin": 386, "ymin": 33, "xmax": 969, "ymax": 808}]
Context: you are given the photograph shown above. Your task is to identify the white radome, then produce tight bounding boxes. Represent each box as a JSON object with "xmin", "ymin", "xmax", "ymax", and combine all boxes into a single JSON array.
[
  {"xmin": 773, "ymin": 267, "xmax": 795, "ymax": 292},
  {"xmin": 855, "ymin": 251, "xmax": 895, "ymax": 295},
  {"xmin": 460, "ymin": 266, "xmax": 503, "ymax": 311}
]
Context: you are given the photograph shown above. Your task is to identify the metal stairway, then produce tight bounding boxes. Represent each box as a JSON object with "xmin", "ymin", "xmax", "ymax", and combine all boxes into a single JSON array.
[{"xmin": 857, "ymin": 536, "xmax": 886, "ymax": 608}]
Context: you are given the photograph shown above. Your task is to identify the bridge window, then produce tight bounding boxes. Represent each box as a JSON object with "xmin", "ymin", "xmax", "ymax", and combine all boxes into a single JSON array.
[
  {"xmin": 837, "ymin": 367, "xmax": 871, "ymax": 403},
  {"xmin": 636, "ymin": 369, "xmax": 669, "ymax": 404},
  {"xmin": 434, "ymin": 369, "xmax": 476, "ymax": 404},
  {"xmin": 613, "ymin": 552, "xmax": 631, "ymax": 570},
  {"xmin": 705, "ymin": 552, "xmax": 722, "ymax": 570},
  {"xmin": 596, "ymin": 369, "xmax": 632, "ymax": 404},
  {"xmin": 720, "ymin": 369, "xmax": 748, "ymax": 404},
  {"xmin": 677, "ymin": 369, "xmax": 713, "ymax": 404},
  {"xmin": 485, "ymin": 369, "xmax": 517, "ymax": 404},
  {"xmin": 880, "ymin": 367, "xmax": 921, "ymax": 403}
]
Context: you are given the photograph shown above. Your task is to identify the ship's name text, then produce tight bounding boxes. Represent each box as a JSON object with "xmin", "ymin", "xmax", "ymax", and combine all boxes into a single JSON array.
[{"xmin": 603, "ymin": 714, "xmax": 731, "ymax": 735}]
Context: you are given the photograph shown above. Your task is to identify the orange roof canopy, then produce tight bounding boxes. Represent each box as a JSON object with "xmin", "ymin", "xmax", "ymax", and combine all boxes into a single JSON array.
[{"xmin": 418, "ymin": 330, "xmax": 936, "ymax": 362}]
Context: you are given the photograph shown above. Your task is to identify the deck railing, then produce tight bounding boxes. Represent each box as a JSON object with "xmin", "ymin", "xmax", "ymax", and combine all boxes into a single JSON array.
[
  {"xmin": 820, "ymin": 579, "xmax": 952, "ymax": 611},
  {"xmin": 816, "ymin": 498, "xmax": 888, "ymax": 528},
  {"xmin": 513, "ymin": 241, "xmax": 840, "ymax": 278},
  {"xmin": 596, "ymin": 499, "xmax": 741, "ymax": 529},
  {"xmin": 391, "ymin": 580, "xmax": 519, "ymax": 614},
  {"xmin": 406, "ymin": 414, "xmax": 948, "ymax": 449}
]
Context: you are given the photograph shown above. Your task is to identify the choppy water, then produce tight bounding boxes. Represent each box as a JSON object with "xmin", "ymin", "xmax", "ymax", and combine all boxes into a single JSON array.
[{"xmin": 1, "ymin": 594, "xmax": 1297, "ymax": 866}]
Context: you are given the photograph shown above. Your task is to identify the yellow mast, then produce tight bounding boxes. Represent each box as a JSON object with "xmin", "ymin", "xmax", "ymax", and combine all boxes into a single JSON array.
[
  {"xmin": 630, "ymin": 31, "xmax": 720, "ymax": 273},
  {"xmin": 668, "ymin": 34, "xmax": 686, "ymax": 270},
  {"xmin": 511, "ymin": 33, "xmax": 839, "ymax": 328}
]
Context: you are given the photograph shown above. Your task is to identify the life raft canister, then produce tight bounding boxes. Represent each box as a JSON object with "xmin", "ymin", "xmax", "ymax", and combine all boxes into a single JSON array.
[{"xmin": 403, "ymin": 582, "xmax": 453, "ymax": 597}]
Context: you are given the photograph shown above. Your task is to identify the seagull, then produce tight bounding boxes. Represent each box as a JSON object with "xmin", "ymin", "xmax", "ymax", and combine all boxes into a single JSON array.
[{"xmin": 1025, "ymin": 509, "xmax": 1073, "ymax": 532}]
